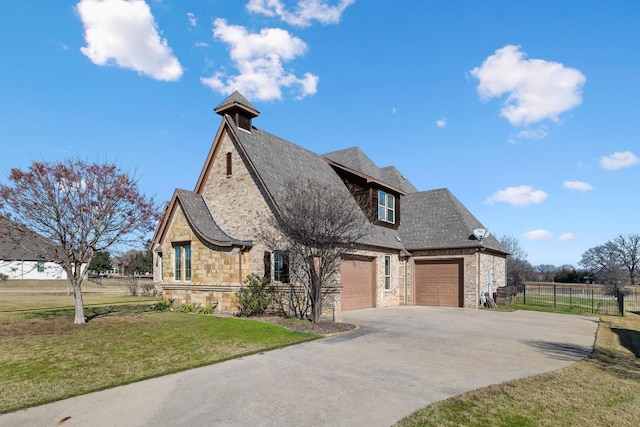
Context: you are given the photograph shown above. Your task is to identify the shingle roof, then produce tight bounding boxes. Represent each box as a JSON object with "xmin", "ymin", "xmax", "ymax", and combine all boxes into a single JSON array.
[
  {"xmin": 323, "ymin": 147, "xmax": 384, "ymax": 181},
  {"xmin": 227, "ymin": 118, "xmax": 405, "ymax": 251},
  {"xmin": 175, "ymin": 189, "xmax": 252, "ymax": 247},
  {"xmin": 380, "ymin": 166, "xmax": 418, "ymax": 194},
  {"xmin": 398, "ymin": 188, "xmax": 507, "ymax": 253},
  {"xmin": 0, "ymin": 216, "xmax": 58, "ymax": 261}
]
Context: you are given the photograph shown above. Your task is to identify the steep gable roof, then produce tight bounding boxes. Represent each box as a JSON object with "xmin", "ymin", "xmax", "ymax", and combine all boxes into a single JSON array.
[
  {"xmin": 225, "ymin": 118, "xmax": 405, "ymax": 251},
  {"xmin": 323, "ymin": 147, "xmax": 415, "ymax": 195},
  {"xmin": 380, "ymin": 166, "xmax": 418, "ymax": 194},
  {"xmin": 399, "ymin": 188, "xmax": 507, "ymax": 253},
  {"xmin": 153, "ymin": 189, "xmax": 251, "ymax": 249},
  {"xmin": 323, "ymin": 147, "xmax": 383, "ymax": 181}
]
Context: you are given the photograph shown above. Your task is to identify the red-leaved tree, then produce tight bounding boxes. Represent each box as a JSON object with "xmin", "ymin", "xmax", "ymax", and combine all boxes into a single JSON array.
[{"xmin": 0, "ymin": 159, "xmax": 158, "ymax": 323}]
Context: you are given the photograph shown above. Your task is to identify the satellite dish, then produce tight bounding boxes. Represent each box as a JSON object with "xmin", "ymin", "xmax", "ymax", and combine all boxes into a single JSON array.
[{"xmin": 473, "ymin": 228, "xmax": 490, "ymax": 241}]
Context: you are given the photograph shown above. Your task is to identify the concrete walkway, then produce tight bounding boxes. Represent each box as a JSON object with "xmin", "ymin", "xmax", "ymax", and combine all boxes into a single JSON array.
[{"xmin": 0, "ymin": 307, "xmax": 598, "ymax": 427}]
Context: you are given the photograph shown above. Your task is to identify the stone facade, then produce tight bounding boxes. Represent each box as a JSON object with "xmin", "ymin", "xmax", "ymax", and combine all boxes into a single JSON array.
[{"xmin": 152, "ymin": 92, "xmax": 508, "ymax": 316}]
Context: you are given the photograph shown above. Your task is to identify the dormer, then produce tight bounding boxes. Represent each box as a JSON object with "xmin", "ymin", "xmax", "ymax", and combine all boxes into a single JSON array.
[{"xmin": 214, "ymin": 91, "xmax": 260, "ymax": 132}]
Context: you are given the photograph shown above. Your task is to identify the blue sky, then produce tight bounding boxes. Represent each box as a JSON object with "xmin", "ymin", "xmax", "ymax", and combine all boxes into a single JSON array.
[{"xmin": 1, "ymin": 1, "xmax": 639, "ymax": 267}]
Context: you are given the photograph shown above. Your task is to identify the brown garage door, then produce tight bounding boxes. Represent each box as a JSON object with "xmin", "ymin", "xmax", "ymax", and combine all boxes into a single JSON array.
[
  {"xmin": 341, "ymin": 257, "xmax": 375, "ymax": 311},
  {"xmin": 415, "ymin": 260, "xmax": 463, "ymax": 307}
]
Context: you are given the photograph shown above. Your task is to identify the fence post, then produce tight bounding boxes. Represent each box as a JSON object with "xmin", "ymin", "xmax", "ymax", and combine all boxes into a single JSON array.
[
  {"xmin": 523, "ymin": 284, "xmax": 526, "ymax": 305},
  {"xmin": 553, "ymin": 285, "xmax": 557, "ymax": 308},
  {"xmin": 591, "ymin": 289, "xmax": 594, "ymax": 314},
  {"xmin": 569, "ymin": 287, "xmax": 572, "ymax": 309},
  {"xmin": 617, "ymin": 289, "xmax": 625, "ymax": 316}
]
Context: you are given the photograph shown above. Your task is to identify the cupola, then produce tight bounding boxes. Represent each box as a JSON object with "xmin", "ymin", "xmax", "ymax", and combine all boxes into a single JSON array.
[{"xmin": 213, "ymin": 91, "xmax": 260, "ymax": 132}]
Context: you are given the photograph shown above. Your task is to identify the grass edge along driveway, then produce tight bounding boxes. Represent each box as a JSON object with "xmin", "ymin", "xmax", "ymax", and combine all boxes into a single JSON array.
[
  {"xmin": 0, "ymin": 305, "xmax": 320, "ymax": 414},
  {"xmin": 395, "ymin": 312, "xmax": 640, "ymax": 427}
]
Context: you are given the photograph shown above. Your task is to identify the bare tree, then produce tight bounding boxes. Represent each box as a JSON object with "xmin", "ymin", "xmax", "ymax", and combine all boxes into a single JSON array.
[
  {"xmin": 497, "ymin": 234, "xmax": 534, "ymax": 288},
  {"xmin": 579, "ymin": 243, "xmax": 623, "ymax": 286},
  {"xmin": 0, "ymin": 159, "xmax": 158, "ymax": 323},
  {"xmin": 259, "ymin": 179, "xmax": 370, "ymax": 323},
  {"xmin": 611, "ymin": 234, "xmax": 640, "ymax": 286},
  {"xmin": 534, "ymin": 264, "xmax": 558, "ymax": 282}
]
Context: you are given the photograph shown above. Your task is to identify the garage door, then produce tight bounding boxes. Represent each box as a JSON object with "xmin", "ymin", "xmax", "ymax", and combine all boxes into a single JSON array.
[
  {"xmin": 415, "ymin": 260, "xmax": 463, "ymax": 307},
  {"xmin": 341, "ymin": 258, "xmax": 375, "ymax": 311}
]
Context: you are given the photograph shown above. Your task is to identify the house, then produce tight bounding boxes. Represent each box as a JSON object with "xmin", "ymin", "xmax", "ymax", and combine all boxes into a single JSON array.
[
  {"xmin": 151, "ymin": 91, "xmax": 508, "ymax": 316},
  {"xmin": 0, "ymin": 216, "xmax": 68, "ymax": 280}
]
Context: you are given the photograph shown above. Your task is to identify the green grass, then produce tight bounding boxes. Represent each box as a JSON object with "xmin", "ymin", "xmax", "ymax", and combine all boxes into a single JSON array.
[
  {"xmin": 0, "ymin": 281, "xmax": 320, "ymax": 414},
  {"xmin": 396, "ymin": 312, "xmax": 640, "ymax": 427}
]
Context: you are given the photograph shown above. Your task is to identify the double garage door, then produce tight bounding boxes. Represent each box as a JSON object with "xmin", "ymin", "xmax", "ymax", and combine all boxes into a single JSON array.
[
  {"xmin": 415, "ymin": 260, "xmax": 463, "ymax": 307},
  {"xmin": 340, "ymin": 257, "xmax": 375, "ymax": 311}
]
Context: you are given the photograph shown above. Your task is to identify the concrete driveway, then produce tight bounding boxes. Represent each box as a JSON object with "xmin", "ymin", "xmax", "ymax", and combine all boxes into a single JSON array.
[{"xmin": 0, "ymin": 307, "xmax": 598, "ymax": 427}]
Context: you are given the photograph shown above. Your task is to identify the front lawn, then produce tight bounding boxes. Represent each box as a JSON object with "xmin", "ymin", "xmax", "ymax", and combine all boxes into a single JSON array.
[{"xmin": 0, "ymin": 305, "xmax": 319, "ymax": 414}]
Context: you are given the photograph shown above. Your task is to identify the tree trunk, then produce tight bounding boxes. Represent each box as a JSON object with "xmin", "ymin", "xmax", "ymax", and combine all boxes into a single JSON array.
[{"xmin": 72, "ymin": 280, "xmax": 86, "ymax": 324}]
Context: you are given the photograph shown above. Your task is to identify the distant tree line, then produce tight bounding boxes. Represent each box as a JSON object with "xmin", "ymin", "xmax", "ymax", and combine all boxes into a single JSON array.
[
  {"xmin": 498, "ymin": 233, "xmax": 640, "ymax": 290},
  {"xmin": 88, "ymin": 250, "xmax": 153, "ymax": 276}
]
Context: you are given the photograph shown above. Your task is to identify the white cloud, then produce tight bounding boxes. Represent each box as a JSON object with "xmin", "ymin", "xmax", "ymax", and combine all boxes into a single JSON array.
[
  {"xmin": 195, "ymin": 42, "xmax": 208, "ymax": 48},
  {"xmin": 599, "ymin": 151, "xmax": 640, "ymax": 170},
  {"xmin": 485, "ymin": 185, "xmax": 548, "ymax": 206},
  {"xmin": 76, "ymin": 0, "xmax": 183, "ymax": 81},
  {"xmin": 201, "ymin": 18, "xmax": 318, "ymax": 101},
  {"xmin": 563, "ymin": 180, "xmax": 594, "ymax": 192},
  {"xmin": 246, "ymin": 0, "xmax": 355, "ymax": 27},
  {"xmin": 470, "ymin": 45, "xmax": 585, "ymax": 126},
  {"xmin": 515, "ymin": 126, "xmax": 548, "ymax": 140},
  {"xmin": 558, "ymin": 233, "xmax": 575, "ymax": 241},
  {"xmin": 524, "ymin": 229, "xmax": 553, "ymax": 240},
  {"xmin": 187, "ymin": 12, "xmax": 197, "ymax": 27},
  {"xmin": 436, "ymin": 118, "xmax": 447, "ymax": 128}
]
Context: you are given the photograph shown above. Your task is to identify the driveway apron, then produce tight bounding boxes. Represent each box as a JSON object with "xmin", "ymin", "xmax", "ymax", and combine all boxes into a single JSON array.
[{"xmin": 0, "ymin": 307, "xmax": 598, "ymax": 427}]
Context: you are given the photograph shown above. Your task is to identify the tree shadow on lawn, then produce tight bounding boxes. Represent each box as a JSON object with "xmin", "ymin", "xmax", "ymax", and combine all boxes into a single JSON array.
[
  {"xmin": 522, "ymin": 340, "xmax": 593, "ymax": 362},
  {"xmin": 611, "ymin": 327, "xmax": 640, "ymax": 358},
  {"xmin": 23, "ymin": 304, "xmax": 154, "ymax": 322}
]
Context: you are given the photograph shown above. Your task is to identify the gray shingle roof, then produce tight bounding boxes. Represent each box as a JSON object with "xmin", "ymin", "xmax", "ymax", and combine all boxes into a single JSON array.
[
  {"xmin": 0, "ymin": 216, "xmax": 57, "ymax": 261},
  {"xmin": 323, "ymin": 147, "xmax": 384, "ymax": 181},
  {"xmin": 175, "ymin": 189, "xmax": 252, "ymax": 247},
  {"xmin": 398, "ymin": 188, "xmax": 507, "ymax": 253},
  {"xmin": 380, "ymin": 166, "xmax": 418, "ymax": 194},
  {"xmin": 227, "ymin": 119, "xmax": 405, "ymax": 251}
]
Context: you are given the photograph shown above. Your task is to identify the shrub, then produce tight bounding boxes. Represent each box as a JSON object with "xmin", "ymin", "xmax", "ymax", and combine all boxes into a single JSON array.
[
  {"xmin": 152, "ymin": 300, "xmax": 172, "ymax": 311},
  {"xmin": 174, "ymin": 302, "xmax": 216, "ymax": 314},
  {"xmin": 236, "ymin": 274, "xmax": 274, "ymax": 317},
  {"xmin": 0, "ymin": 273, "xmax": 8, "ymax": 281}
]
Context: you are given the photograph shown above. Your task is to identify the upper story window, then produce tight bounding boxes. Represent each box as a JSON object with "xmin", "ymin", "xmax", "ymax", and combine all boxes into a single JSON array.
[
  {"xmin": 226, "ymin": 152, "xmax": 232, "ymax": 176},
  {"xmin": 378, "ymin": 191, "xmax": 395, "ymax": 224},
  {"xmin": 37, "ymin": 260, "xmax": 45, "ymax": 273}
]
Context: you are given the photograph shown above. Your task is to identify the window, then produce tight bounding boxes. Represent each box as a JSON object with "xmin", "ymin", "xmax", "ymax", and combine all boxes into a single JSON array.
[
  {"xmin": 273, "ymin": 251, "xmax": 289, "ymax": 283},
  {"xmin": 184, "ymin": 246, "xmax": 191, "ymax": 281},
  {"xmin": 384, "ymin": 255, "xmax": 391, "ymax": 290},
  {"xmin": 226, "ymin": 152, "xmax": 232, "ymax": 176},
  {"xmin": 174, "ymin": 247, "xmax": 182, "ymax": 281},
  {"xmin": 174, "ymin": 244, "xmax": 191, "ymax": 281},
  {"xmin": 378, "ymin": 191, "xmax": 395, "ymax": 223},
  {"xmin": 37, "ymin": 261, "xmax": 45, "ymax": 273}
]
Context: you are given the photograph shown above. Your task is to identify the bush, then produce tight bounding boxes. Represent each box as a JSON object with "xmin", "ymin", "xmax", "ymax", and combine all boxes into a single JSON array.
[
  {"xmin": 152, "ymin": 300, "xmax": 172, "ymax": 311},
  {"xmin": 0, "ymin": 273, "xmax": 8, "ymax": 281},
  {"xmin": 175, "ymin": 302, "xmax": 216, "ymax": 314},
  {"xmin": 236, "ymin": 274, "xmax": 274, "ymax": 317}
]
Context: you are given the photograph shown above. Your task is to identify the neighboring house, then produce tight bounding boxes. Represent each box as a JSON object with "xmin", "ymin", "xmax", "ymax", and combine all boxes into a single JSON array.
[
  {"xmin": 151, "ymin": 91, "xmax": 509, "ymax": 316},
  {"xmin": 0, "ymin": 216, "xmax": 68, "ymax": 280}
]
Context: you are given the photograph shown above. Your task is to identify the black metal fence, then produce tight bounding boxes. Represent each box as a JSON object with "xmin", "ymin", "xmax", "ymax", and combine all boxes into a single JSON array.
[{"xmin": 518, "ymin": 283, "xmax": 640, "ymax": 316}]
